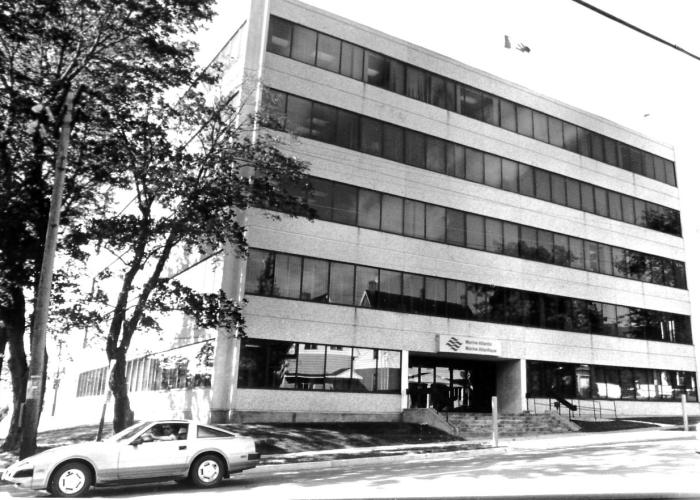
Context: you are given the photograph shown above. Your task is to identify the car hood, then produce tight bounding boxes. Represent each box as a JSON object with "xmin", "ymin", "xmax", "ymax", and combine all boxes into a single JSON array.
[{"xmin": 22, "ymin": 441, "xmax": 106, "ymax": 464}]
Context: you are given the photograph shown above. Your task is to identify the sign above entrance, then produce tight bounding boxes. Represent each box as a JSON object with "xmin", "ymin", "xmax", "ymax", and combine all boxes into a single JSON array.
[{"xmin": 438, "ymin": 335, "xmax": 502, "ymax": 357}]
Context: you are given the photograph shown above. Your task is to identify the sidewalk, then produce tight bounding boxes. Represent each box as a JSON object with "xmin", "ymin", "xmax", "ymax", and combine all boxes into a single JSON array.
[
  {"xmin": 1, "ymin": 421, "xmax": 696, "ymax": 475},
  {"xmin": 255, "ymin": 425, "xmax": 696, "ymax": 470}
]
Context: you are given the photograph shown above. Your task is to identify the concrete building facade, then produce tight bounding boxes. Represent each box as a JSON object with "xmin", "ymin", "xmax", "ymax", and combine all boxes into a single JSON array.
[{"xmin": 64, "ymin": 0, "xmax": 698, "ymax": 427}]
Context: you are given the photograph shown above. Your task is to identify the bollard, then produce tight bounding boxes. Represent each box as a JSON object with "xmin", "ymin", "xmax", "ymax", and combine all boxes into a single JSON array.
[
  {"xmin": 491, "ymin": 396, "xmax": 498, "ymax": 447},
  {"xmin": 681, "ymin": 394, "xmax": 688, "ymax": 432}
]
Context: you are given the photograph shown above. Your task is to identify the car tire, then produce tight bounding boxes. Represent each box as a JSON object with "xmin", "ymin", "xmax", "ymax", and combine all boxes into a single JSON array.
[
  {"xmin": 48, "ymin": 461, "xmax": 92, "ymax": 498},
  {"xmin": 189, "ymin": 454, "xmax": 224, "ymax": 488}
]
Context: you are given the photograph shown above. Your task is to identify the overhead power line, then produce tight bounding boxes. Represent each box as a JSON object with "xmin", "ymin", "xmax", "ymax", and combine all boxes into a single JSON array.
[{"xmin": 571, "ymin": 0, "xmax": 700, "ymax": 63}]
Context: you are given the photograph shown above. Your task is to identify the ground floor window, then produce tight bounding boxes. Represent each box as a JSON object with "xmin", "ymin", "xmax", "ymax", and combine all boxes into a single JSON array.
[
  {"xmin": 527, "ymin": 360, "xmax": 697, "ymax": 402},
  {"xmin": 238, "ymin": 338, "xmax": 401, "ymax": 393}
]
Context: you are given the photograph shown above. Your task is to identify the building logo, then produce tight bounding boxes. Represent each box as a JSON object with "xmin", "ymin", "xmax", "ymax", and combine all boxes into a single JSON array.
[
  {"xmin": 445, "ymin": 337, "xmax": 463, "ymax": 351},
  {"xmin": 438, "ymin": 335, "xmax": 502, "ymax": 357}
]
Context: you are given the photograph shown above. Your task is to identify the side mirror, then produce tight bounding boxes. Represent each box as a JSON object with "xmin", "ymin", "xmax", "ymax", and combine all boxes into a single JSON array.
[{"xmin": 131, "ymin": 437, "xmax": 143, "ymax": 446}]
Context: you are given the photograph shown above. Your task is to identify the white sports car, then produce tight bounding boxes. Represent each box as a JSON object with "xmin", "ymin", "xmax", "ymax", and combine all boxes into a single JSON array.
[{"xmin": 1, "ymin": 420, "xmax": 260, "ymax": 497}]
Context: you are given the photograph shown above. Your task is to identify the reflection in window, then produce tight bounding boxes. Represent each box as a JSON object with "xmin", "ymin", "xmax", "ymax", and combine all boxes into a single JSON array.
[
  {"xmin": 246, "ymin": 249, "xmax": 692, "ymax": 345},
  {"xmin": 269, "ymin": 88, "xmax": 681, "ymax": 235},
  {"xmin": 329, "ymin": 262, "xmax": 355, "ymax": 305},
  {"xmin": 274, "ymin": 254, "xmax": 302, "ymax": 299},
  {"xmin": 316, "ymin": 33, "xmax": 341, "ymax": 72},
  {"xmin": 267, "ymin": 17, "xmax": 292, "ymax": 57},
  {"xmin": 268, "ymin": 19, "xmax": 678, "ymax": 186},
  {"xmin": 291, "ymin": 25, "xmax": 316, "ymax": 65},
  {"xmin": 528, "ymin": 361, "xmax": 697, "ymax": 402},
  {"xmin": 239, "ymin": 339, "xmax": 401, "ymax": 394}
]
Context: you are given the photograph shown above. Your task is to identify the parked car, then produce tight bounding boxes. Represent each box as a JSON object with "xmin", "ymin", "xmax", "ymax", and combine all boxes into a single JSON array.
[{"xmin": 2, "ymin": 420, "xmax": 260, "ymax": 497}]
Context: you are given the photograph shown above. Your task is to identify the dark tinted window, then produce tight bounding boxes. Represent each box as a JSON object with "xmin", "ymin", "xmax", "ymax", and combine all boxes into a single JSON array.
[
  {"xmin": 550, "ymin": 174, "xmax": 566, "ymax": 205},
  {"xmin": 381, "ymin": 194, "xmax": 403, "ymax": 234},
  {"xmin": 365, "ymin": 51, "xmax": 390, "ymax": 88},
  {"xmin": 458, "ymin": 86, "xmax": 483, "ymax": 119},
  {"xmin": 340, "ymin": 41, "xmax": 364, "ymax": 80},
  {"xmin": 198, "ymin": 426, "xmax": 232, "ymax": 438},
  {"xmin": 516, "ymin": 106, "xmax": 533, "ymax": 137},
  {"xmin": 336, "ymin": 110, "xmax": 360, "ymax": 150},
  {"xmin": 316, "ymin": 34, "xmax": 341, "ymax": 72},
  {"xmin": 565, "ymin": 178, "xmax": 581, "ymax": 210},
  {"xmin": 329, "ymin": 262, "xmax": 355, "ymax": 305},
  {"xmin": 580, "ymin": 184, "xmax": 595, "ymax": 213},
  {"xmin": 547, "ymin": 117, "xmax": 564, "ymax": 147},
  {"xmin": 291, "ymin": 25, "xmax": 316, "ymax": 65},
  {"xmin": 518, "ymin": 163, "xmax": 534, "ymax": 197},
  {"xmin": 333, "ymin": 184, "xmax": 357, "ymax": 225},
  {"xmin": 426, "ymin": 205, "xmax": 446, "ymax": 242},
  {"xmin": 429, "ymin": 75, "xmax": 446, "ymax": 108},
  {"xmin": 406, "ymin": 66, "xmax": 427, "ymax": 101},
  {"xmin": 532, "ymin": 110, "xmax": 548, "ymax": 142},
  {"xmin": 485, "ymin": 218, "xmax": 503, "ymax": 253},
  {"xmin": 502, "ymin": 159, "xmax": 518, "ymax": 192},
  {"xmin": 301, "ymin": 258, "xmax": 329, "ymax": 302},
  {"xmin": 382, "ymin": 123, "xmax": 404, "ymax": 162},
  {"xmin": 405, "ymin": 130, "xmax": 425, "ymax": 167},
  {"xmin": 426, "ymin": 137, "xmax": 446, "ymax": 173},
  {"xmin": 310, "ymin": 102, "xmax": 336, "ymax": 143},
  {"xmin": 267, "ymin": 17, "xmax": 292, "ymax": 57},
  {"xmin": 360, "ymin": 116, "xmax": 382, "ymax": 156},
  {"xmin": 358, "ymin": 189, "xmax": 381, "ymax": 230},
  {"xmin": 534, "ymin": 169, "xmax": 551, "ymax": 201},
  {"xmin": 484, "ymin": 153, "xmax": 501, "ymax": 188},
  {"xmin": 403, "ymin": 199, "xmax": 425, "ymax": 238},
  {"xmin": 286, "ymin": 95, "xmax": 312, "ymax": 136},
  {"xmin": 466, "ymin": 214, "xmax": 485, "ymax": 250},
  {"xmin": 562, "ymin": 122, "xmax": 578, "ymax": 152},
  {"xmin": 446, "ymin": 209, "xmax": 465, "ymax": 246},
  {"xmin": 466, "ymin": 148, "xmax": 485, "ymax": 184},
  {"xmin": 500, "ymin": 100, "xmax": 517, "ymax": 131}
]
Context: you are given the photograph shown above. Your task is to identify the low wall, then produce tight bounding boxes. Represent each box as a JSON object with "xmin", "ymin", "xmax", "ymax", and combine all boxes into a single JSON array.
[{"xmin": 401, "ymin": 408, "xmax": 458, "ymax": 435}]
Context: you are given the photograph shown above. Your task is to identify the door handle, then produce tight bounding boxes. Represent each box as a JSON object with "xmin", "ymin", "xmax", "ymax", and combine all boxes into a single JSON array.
[{"xmin": 179, "ymin": 445, "xmax": 187, "ymax": 450}]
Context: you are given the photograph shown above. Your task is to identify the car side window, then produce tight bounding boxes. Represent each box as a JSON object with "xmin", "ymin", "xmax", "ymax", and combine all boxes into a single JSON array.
[
  {"xmin": 142, "ymin": 423, "xmax": 185, "ymax": 442},
  {"xmin": 197, "ymin": 425, "xmax": 232, "ymax": 438}
]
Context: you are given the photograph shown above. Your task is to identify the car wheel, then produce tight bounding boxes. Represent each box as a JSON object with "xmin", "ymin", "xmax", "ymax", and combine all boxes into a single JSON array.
[
  {"xmin": 48, "ymin": 461, "xmax": 92, "ymax": 498},
  {"xmin": 190, "ymin": 454, "xmax": 224, "ymax": 488}
]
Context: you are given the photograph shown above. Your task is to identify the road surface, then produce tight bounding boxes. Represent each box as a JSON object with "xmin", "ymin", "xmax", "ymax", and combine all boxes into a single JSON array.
[{"xmin": 2, "ymin": 436, "xmax": 698, "ymax": 499}]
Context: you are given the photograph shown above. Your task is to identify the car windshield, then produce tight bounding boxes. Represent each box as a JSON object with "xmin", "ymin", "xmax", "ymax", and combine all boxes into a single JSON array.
[{"xmin": 111, "ymin": 422, "xmax": 152, "ymax": 442}]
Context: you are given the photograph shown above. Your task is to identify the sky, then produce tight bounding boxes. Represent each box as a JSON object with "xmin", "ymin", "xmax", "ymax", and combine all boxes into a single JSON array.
[{"xmin": 198, "ymin": 0, "xmax": 700, "ymax": 329}]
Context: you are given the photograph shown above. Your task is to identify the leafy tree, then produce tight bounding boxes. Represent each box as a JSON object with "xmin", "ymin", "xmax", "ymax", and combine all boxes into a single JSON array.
[
  {"xmin": 84, "ymin": 87, "xmax": 311, "ymax": 431},
  {"xmin": 0, "ymin": 0, "xmax": 220, "ymax": 451}
]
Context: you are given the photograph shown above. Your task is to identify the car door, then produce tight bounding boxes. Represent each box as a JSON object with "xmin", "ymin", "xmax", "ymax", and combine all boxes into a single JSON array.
[{"xmin": 117, "ymin": 423, "xmax": 191, "ymax": 481}]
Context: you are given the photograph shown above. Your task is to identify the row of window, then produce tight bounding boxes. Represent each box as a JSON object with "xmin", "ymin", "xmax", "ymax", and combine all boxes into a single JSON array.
[
  {"xmin": 239, "ymin": 338, "xmax": 401, "ymax": 393},
  {"xmin": 245, "ymin": 249, "xmax": 692, "ymax": 344},
  {"xmin": 304, "ymin": 176, "xmax": 686, "ymax": 289},
  {"xmin": 76, "ymin": 341, "xmax": 214, "ymax": 397},
  {"xmin": 262, "ymin": 89, "xmax": 682, "ymax": 237},
  {"xmin": 527, "ymin": 361, "xmax": 697, "ymax": 402},
  {"xmin": 267, "ymin": 16, "xmax": 677, "ymax": 187}
]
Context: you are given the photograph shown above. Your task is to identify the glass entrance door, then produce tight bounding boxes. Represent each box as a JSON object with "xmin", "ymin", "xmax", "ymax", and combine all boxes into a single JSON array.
[{"xmin": 408, "ymin": 356, "xmax": 497, "ymax": 412}]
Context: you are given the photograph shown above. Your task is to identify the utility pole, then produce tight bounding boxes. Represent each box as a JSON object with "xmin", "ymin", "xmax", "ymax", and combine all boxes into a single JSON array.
[{"xmin": 19, "ymin": 89, "xmax": 77, "ymax": 459}]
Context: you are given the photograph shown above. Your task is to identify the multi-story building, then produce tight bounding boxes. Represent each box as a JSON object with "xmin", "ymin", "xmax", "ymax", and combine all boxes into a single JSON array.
[{"xmin": 65, "ymin": 0, "xmax": 697, "ymax": 426}]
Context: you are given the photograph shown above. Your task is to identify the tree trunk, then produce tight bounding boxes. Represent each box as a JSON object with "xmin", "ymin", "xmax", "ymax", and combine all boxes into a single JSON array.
[
  {"xmin": 1, "ymin": 288, "xmax": 27, "ymax": 451},
  {"xmin": 109, "ymin": 348, "xmax": 133, "ymax": 432}
]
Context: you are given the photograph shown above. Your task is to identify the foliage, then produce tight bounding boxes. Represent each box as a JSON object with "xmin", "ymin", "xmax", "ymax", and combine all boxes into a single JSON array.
[{"xmin": 0, "ymin": 0, "xmax": 219, "ymax": 450}]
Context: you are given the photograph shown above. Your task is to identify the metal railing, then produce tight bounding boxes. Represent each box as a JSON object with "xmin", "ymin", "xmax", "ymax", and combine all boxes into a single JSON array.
[{"xmin": 527, "ymin": 397, "xmax": 617, "ymax": 421}]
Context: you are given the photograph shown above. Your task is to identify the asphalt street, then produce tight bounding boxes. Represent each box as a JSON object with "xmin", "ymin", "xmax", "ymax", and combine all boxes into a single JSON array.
[{"xmin": 1, "ymin": 436, "xmax": 699, "ymax": 499}]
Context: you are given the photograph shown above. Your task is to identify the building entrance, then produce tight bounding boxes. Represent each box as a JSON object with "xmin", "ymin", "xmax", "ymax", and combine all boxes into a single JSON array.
[{"xmin": 408, "ymin": 356, "xmax": 497, "ymax": 412}]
